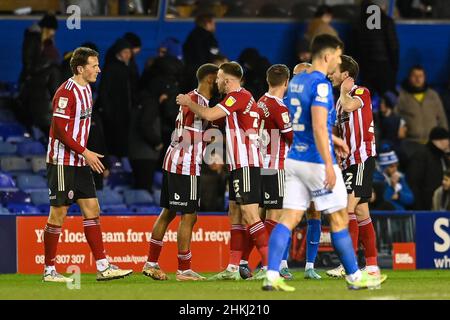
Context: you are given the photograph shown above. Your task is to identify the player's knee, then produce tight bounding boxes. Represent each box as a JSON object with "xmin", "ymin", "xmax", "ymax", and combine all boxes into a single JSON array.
[
  {"xmin": 181, "ymin": 213, "xmax": 197, "ymax": 226},
  {"xmin": 49, "ymin": 206, "xmax": 68, "ymax": 225}
]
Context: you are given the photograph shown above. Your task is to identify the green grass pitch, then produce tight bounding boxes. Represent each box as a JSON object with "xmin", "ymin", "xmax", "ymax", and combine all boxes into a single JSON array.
[{"xmin": 0, "ymin": 270, "xmax": 449, "ymax": 300}]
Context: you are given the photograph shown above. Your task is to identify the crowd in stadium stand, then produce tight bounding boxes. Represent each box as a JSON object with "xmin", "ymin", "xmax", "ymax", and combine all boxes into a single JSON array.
[{"xmin": 1, "ymin": 0, "xmax": 449, "ymax": 214}]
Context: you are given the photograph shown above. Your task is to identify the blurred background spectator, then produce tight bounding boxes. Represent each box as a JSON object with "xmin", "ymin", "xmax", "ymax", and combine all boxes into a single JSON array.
[
  {"xmin": 374, "ymin": 150, "xmax": 414, "ymax": 210},
  {"xmin": 238, "ymin": 48, "xmax": 271, "ymax": 100},
  {"xmin": 97, "ymin": 37, "xmax": 133, "ymax": 158},
  {"xmin": 182, "ymin": 13, "xmax": 219, "ymax": 91},
  {"xmin": 432, "ymin": 169, "xmax": 450, "ymax": 211},
  {"xmin": 354, "ymin": 0, "xmax": 399, "ymax": 96},
  {"xmin": 396, "ymin": 65, "xmax": 448, "ymax": 160},
  {"xmin": 407, "ymin": 127, "xmax": 450, "ymax": 210},
  {"xmin": 18, "ymin": 13, "xmax": 60, "ymax": 137}
]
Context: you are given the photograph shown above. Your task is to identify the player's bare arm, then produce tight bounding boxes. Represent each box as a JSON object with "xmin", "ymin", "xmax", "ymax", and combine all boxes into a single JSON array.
[
  {"xmin": 332, "ymin": 134, "xmax": 349, "ymax": 159},
  {"xmin": 312, "ymin": 105, "xmax": 336, "ymax": 189},
  {"xmin": 176, "ymin": 94, "xmax": 226, "ymax": 121},
  {"xmin": 339, "ymin": 77, "xmax": 362, "ymax": 112}
]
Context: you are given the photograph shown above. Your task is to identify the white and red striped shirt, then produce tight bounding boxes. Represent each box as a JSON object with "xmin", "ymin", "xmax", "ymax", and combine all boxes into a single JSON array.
[
  {"xmin": 163, "ymin": 90, "xmax": 209, "ymax": 176},
  {"xmin": 336, "ymin": 85, "xmax": 376, "ymax": 169},
  {"xmin": 257, "ymin": 93, "xmax": 293, "ymax": 170},
  {"xmin": 216, "ymin": 88, "xmax": 262, "ymax": 171},
  {"xmin": 47, "ymin": 78, "xmax": 93, "ymax": 167}
]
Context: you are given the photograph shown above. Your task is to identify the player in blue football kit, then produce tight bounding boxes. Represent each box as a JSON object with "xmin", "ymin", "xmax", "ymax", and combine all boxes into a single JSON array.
[{"xmin": 262, "ymin": 34, "xmax": 386, "ymax": 291}]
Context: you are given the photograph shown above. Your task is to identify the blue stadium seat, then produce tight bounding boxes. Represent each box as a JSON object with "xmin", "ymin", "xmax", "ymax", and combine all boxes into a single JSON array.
[
  {"xmin": 129, "ymin": 205, "xmax": 161, "ymax": 214},
  {"xmin": 17, "ymin": 141, "xmax": 46, "ymax": 157},
  {"xmin": 152, "ymin": 188, "xmax": 161, "ymax": 206},
  {"xmin": 0, "ymin": 190, "xmax": 31, "ymax": 205},
  {"xmin": 0, "ymin": 157, "xmax": 32, "ymax": 174},
  {"xmin": 123, "ymin": 189, "xmax": 154, "ymax": 206},
  {"xmin": 102, "ymin": 204, "xmax": 129, "ymax": 214},
  {"xmin": 31, "ymin": 156, "xmax": 47, "ymax": 175},
  {"xmin": 121, "ymin": 157, "xmax": 133, "ymax": 173},
  {"xmin": 37, "ymin": 204, "xmax": 50, "ymax": 213},
  {"xmin": 0, "ymin": 141, "xmax": 17, "ymax": 156},
  {"xmin": 97, "ymin": 189, "xmax": 124, "ymax": 205},
  {"xmin": 0, "ymin": 204, "xmax": 11, "ymax": 215},
  {"xmin": 0, "ymin": 109, "xmax": 17, "ymax": 123},
  {"xmin": 17, "ymin": 174, "xmax": 47, "ymax": 192},
  {"xmin": 0, "ymin": 172, "xmax": 18, "ymax": 191},
  {"xmin": 107, "ymin": 172, "xmax": 132, "ymax": 188},
  {"xmin": 153, "ymin": 171, "xmax": 163, "ymax": 189},
  {"xmin": 0, "ymin": 123, "xmax": 28, "ymax": 143},
  {"xmin": 68, "ymin": 204, "xmax": 81, "ymax": 214},
  {"xmin": 7, "ymin": 203, "xmax": 40, "ymax": 214},
  {"xmin": 30, "ymin": 190, "xmax": 49, "ymax": 205}
]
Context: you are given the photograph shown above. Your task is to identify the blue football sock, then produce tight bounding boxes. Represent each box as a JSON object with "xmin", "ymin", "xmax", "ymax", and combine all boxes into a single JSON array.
[
  {"xmin": 282, "ymin": 235, "xmax": 291, "ymax": 261},
  {"xmin": 331, "ymin": 229, "xmax": 359, "ymax": 275},
  {"xmin": 268, "ymin": 223, "xmax": 291, "ymax": 272},
  {"xmin": 306, "ymin": 219, "xmax": 321, "ymax": 264}
]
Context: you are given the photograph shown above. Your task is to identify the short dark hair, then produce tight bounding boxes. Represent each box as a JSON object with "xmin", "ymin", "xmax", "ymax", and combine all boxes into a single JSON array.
[
  {"xmin": 219, "ymin": 61, "xmax": 243, "ymax": 80},
  {"xmin": 70, "ymin": 47, "xmax": 99, "ymax": 75},
  {"xmin": 409, "ymin": 65, "xmax": 425, "ymax": 74},
  {"xmin": 195, "ymin": 13, "xmax": 214, "ymax": 27},
  {"xmin": 315, "ymin": 5, "xmax": 333, "ymax": 18},
  {"xmin": 340, "ymin": 55, "xmax": 359, "ymax": 79},
  {"xmin": 266, "ymin": 64, "xmax": 290, "ymax": 87},
  {"xmin": 196, "ymin": 63, "xmax": 219, "ymax": 82},
  {"xmin": 310, "ymin": 34, "xmax": 344, "ymax": 59}
]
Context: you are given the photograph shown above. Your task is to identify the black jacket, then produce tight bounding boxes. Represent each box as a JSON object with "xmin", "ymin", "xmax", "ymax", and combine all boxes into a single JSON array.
[
  {"xmin": 354, "ymin": 1, "xmax": 399, "ymax": 71},
  {"xmin": 183, "ymin": 26, "xmax": 219, "ymax": 68},
  {"xmin": 407, "ymin": 142, "xmax": 450, "ymax": 210},
  {"xmin": 97, "ymin": 56, "xmax": 132, "ymax": 157}
]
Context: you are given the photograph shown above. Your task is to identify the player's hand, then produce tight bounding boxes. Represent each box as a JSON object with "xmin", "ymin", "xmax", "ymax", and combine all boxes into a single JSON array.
[
  {"xmin": 333, "ymin": 136, "xmax": 349, "ymax": 159},
  {"xmin": 176, "ymin": 94, "xmax": 191, "ymax": 107},
  {"xmin": 341, "ymin": 77, "xmax": 354, "ymax": 94},
  {"xmin": 324, "ymin": 163, "xmax": 336, "ymax": 190},
  {"xmin": 82, "ymin": 149, "xmax": 105, "ymax": 174}
]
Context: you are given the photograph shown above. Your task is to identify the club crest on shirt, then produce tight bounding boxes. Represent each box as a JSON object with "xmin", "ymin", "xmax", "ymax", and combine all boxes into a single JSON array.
[{"xmin": 225, "ymin": 96, "xmax": 236, "ymax": 107}]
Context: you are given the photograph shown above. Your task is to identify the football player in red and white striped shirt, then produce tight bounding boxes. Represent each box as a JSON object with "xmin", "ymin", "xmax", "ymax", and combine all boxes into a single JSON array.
[
  {"xmin": 239, "ymin": 64, "xmax": 293, "ymax": 278},
  {"xmin": 177, "ymin": 62, "xmax": 269, "ymax": 280},
  {"xmin": 143, "ymin": 63, "xmax": 219, "ymax": 281},
  {"xmin": 43, "ymin": 47, "xmax": 132, "ymax": 283},
  {"xmin": 327, "ymin": 55, "xmax": 380, "ymax": 277}
]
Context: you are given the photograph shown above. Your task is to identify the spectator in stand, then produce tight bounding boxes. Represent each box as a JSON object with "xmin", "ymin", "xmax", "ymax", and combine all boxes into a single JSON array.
[
  {"xmin": 441, "ymin": 77, "xmax": 450, "ymax": 124},
  {"xmin": 375, "ymin": 92, "xmax": 407, "ymax": 164},
  {"xmin": 369, "ymin": 182, "xmax": 396, "ymax": 211},
  {"xmin": 396, "ymin": 65, "xmax": 448, "ymax": 160},
  {"xmin": 408, "ymin": 127, "xmax": 450, "ymax": 210},
  {"xmin": 200, "ymin": 153, "xmax": 228, "ymax": 212},
  {"xmin": 297, "ymin": 5, "xmax": 339, "ymax": 63},
  {"xmin": 354, "ymin": 0, "xmax": 399, "ymax": 96},
  {"xmin": 432, "ymin": 169, "xmax": 450, "ymax": 211},
  {"xmin": 182, "ymin": 13, "xmax": 219, "ymax": 91},
  {"xmin": 237, "ymin": 48, "xmax": 271, "ymax": 100},
  {"xmin": 397, "ymin": 0, "xmax": 434, "ymax": 18},
  {"xmin": 97, "ymin": 38, "xmax": 133, "ymax": 158},
  {"xmin": 18, "ymin": 13, "xmax": 61, "ymax": 136},
  {"xmin": 374, "ymin": 150, "xmax": 414, "ymax": 210},
  {"xmin": 139, "ymin": 38, "xmax": 184, "ymax": 167}
]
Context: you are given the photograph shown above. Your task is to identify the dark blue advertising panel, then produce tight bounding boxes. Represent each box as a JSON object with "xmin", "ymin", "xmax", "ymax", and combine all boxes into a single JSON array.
[
  {"xmin": 416, "ymin": 212, "xmax": 450, "ymax": 269},
  {"xmin": 0, "ymin": 215, "xmax": 17, "ymax": 273}
]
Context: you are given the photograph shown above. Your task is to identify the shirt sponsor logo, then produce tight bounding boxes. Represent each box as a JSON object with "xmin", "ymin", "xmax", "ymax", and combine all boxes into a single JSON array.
[
  {"xmin": 311, "ymin": 188, "xmax": 332, "ymax": 198},
  {"xmin": 355, "ymin": 88, "xmax": 365, "ymax": 95}
]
